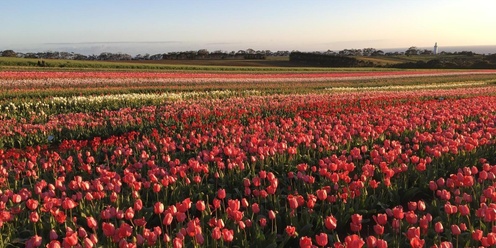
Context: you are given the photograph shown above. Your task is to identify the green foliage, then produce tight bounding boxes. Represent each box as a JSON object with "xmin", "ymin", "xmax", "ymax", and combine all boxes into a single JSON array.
[
  {"xmin": 289, "ymin": 52, "xmax": 373, "ymax": 67},
  {"xmin": 0, "ymin": 57, "xmax": 387, "ymax": 72},
  {"xmin": 1, "ymin": 50, "xmax": 17, "ymax": 57}
]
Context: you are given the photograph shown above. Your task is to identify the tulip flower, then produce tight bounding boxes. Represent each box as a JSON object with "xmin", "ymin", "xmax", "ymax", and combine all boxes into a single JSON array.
[
  {"xmin": 299, "ymin": 236, "xmax": 313, "ymax": 248},
  {"xmin": 325, "ymin": 215, "xmax": 337, "ymax": 230}
]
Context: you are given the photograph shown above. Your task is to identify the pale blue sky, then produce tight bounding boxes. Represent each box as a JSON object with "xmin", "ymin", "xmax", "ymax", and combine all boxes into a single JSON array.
[{"xmin": 1, "ymin": 0, "xmax": 495, "ymax": 55}]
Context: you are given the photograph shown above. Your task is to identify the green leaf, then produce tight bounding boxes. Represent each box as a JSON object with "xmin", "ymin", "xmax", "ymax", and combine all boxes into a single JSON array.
[
  {"xmin": 299, "ymin": 223, "xmax": 314, "ymax": 236},
  {"xmin": 265, "ymin": 242, "xmax": 278, "ymax": 248}
]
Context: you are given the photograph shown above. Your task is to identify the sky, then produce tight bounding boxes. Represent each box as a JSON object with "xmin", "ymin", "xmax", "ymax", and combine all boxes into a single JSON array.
[{"xmin": 1, "ymin": 0, "xmax": 496, "ymax": 55}]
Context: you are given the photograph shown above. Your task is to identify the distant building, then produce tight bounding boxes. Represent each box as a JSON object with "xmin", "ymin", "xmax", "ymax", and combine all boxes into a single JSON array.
[{"xmin": 434, "ymin": 42, "xmax": 438, "ymax": 55}]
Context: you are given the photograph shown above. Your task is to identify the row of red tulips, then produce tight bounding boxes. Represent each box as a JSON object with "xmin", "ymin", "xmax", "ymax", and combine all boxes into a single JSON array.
[
  {"xmin": 5, "ymin": 70, "xmax": 495, "ymax": 80},
  {"xmin": 1, "ymin": 86, "xmax": 495, "ymax": 149},
  {"xmin": 2, "ymin": 71, "xmax": 496, "ymax": 92}
]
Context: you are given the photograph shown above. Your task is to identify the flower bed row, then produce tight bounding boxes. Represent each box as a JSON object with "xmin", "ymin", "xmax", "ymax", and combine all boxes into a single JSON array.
[
  {"xmin": 2, "ymin": 70, "xmax": 496, "ymax": 88},
  {"xmin": 1, "ymin": 86, "xmax": 496, "ymax": 149},
  {"xmin": 5, "ymin": 70, "xmax": 496, "ymax": 80}
]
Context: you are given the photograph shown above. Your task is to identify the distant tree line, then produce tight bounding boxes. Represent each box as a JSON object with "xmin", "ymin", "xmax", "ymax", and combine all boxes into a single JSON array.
[
  {"xmin": 2, "ymin": 47, "xmax": 496, "ymax": 68},
  {"xmin": 160, "ymin": 49, "xmax": 272, "ymax": 60},
  {"xmin": 288, "ymin": 46, "xmax": 496, "ymax": 69},
  {"xmin": 0, "ymin": 49, "xmax": 290, "ymax": 61},
  {"xmin": 393, "ymin": 54, "xmax": 496, "ymax": 69}
]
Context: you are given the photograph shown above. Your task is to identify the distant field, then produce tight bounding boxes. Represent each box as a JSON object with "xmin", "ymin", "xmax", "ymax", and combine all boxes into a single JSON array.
[
  {"xmin": 0, "ymin": 56, "xmax": 325, "ymax": 71},
  {"xmin": 356, "ymin": 54, "xmax": 486, "ymax": 65},
  {"xmin": 0, "ymin": 53, "xmax": 489, "ymax": 72},
  {"xmin": 0, "ymin": 56, "xmax": 401, "ymax": 72},
  {"xmin": 117, "ymin": 56, "xmax": 299, "ymax": 67}
]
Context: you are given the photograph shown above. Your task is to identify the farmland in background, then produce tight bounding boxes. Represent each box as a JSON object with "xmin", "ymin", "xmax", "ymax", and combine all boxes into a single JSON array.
[{"xmin": 2, "ymin": 52, "xmax": 495, "ymax": 71}]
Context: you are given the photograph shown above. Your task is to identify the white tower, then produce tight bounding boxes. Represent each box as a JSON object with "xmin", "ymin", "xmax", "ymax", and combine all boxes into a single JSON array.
[{"xmin": 434, "ymin": 42, "xmax": 438, "ymax": 55}]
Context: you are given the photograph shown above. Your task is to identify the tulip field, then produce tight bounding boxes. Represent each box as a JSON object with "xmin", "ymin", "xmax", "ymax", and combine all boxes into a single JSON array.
[{"xmin": 2, "ymin": 69, "xmax": 496, "ymax": 248}]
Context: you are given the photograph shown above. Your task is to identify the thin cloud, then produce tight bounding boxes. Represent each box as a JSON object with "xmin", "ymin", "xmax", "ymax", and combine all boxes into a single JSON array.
[
  {"xmin": 205, "ymin": 42, "xmax": 249, "ymax": 46},
  {"xmin": 44, "ymin": 41, "xmax": 183, "ymax": 45},
  {"xmin": 320, "ymin": 39, "xmax": 391, "ymax": 48}
]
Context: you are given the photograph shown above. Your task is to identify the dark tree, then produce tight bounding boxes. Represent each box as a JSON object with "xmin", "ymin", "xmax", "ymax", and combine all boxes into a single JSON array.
[
  {"xmin": 1, "ymin": 50, "xmax": 17, "ymax": 57},
  {"xmin": 405, "ymin": 47, "xmax": 420, "ymax": 56}
]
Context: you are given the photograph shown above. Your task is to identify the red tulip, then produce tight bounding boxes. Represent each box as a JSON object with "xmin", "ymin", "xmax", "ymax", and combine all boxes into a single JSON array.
[
  {"xmin": 86, "ymin": 216, "xmax": 98, "ymax": 229},
  {"xmin": 176, "ymin": 212, "xmax": 187, "ymax": 222},
  {"xmin": 316, "ymin": 189, "xmax": 327, "ymax": 201},
  {"xmin": 26, "ymin": 199, "xmax": 39, "ymax": 210},
  {"xmin": 211, "ymin": 227, "xmax": 221, "ymax": 240},
  {"xmin": 77, "ymin": 227, "xmax": 87, "ymax": 238},
  {"xmin": 259, "ymin": 218, "xmax": 267, "ymax": 227},
  {"xmin": 417, "ymin": 200, "xmax": 426, "ymax": 211},
  {"xmin": 351, "ymin": 214, "xmax": 362, "ymax": 225},
  {"xmin": 405, "ymin": 211, "xmax": 417, "ymax": 224},
  {"xmin": 118, "ymin": 223, "xmax": 132, "ymax": 238},
  {"xmin": 285, "ymin": 225, "xmax": 296, "ymax": 237},
  {"xmin": 177, "ymin": 198, "xmax": 191, "ymax": 213},
  {"xmin": 152, "ymin": 183, "xmax": 161, "ymax": 193},
  {"xmin": 217, "ymin": 188, "xmax": 226, "ymax": 199},
  {"xmin": 154, "ymin": 202, "xmax": 164, "ymax": 214},
  {"xmin": 252, "ymin": 203, "xmax": 260, "ymax": 214},
  {"xmin": 221, "ymin": 228, "xmax": 233, "ymax": 242},
  {"xmin": 268, "ymin": 210, "xmax": 276, "ymax": 220},
  {"xmin": 63, "ymin": 232, "xmax": 78, "ymax": 246},
  {"xmin": 482, "ymin": 236, "xmax": 495, "ymax": 247},
  {"xmin": 12, "ymin": 194, "xmax": 21, "ymax": 204},
  {"xmin": 409, "ymin": 237, "xmax": 425, "ymax": 248},
  {"xmin": 102, "ymin": 222, "xmax": 115, "ymax": 237},
  {"xmin": 49, "ymin": 229, "xmax": 58, "ymax": 240},
  {"xmin": 195, "ymin": 233, "xmax": 204, "ymax": 245},
  {"xmin": 451, "ymin": 224, "xmax": 461, "ymax": 235},
  {"xmin": 350, "ymin": 214, "xmax": 362, "ymax": 232},
  {"xmin": 344, "ymin": 234, "xmax": 364, "ymax": 248},
  {"xmin": 134, "ymin": 217, "xmax": 147, "ymax": 227},
  {"xmin": 392, "ymin": 206, "xmax": 404, "ymax": 219},
  {"xmin": 46, "ymin": 240, "xmax": 61, "ymax": 248},
  {"xmin": 173, "ymin": 237, "xmax": 183, "ymax": 248},
  {"xmin": 29, "ymin": 211, "xmax": 39, "ymax": 223},
  {"xmin": 444, "ymin": 203, "xmax": 457, "ymax": 215},
  {"xmin": 315, "ymin": 233, "xmax": 328, "ymax": 247},
  {"xmin": 196, "ymin": 200, "xmax": 206, "ymax": 212},
  {"xmin": 472, "ymin": 229, "xmax": 483, "ymax": 241},
  {"xmin": 439, "ymin": 241, "xmax": 453, "ymax": 248},
  {"xmin": 429, "ymin": 181, "xmax": 438, "ymax": 191},
  {"xmin": 376, "ymin": 239, "xmax": 388, "ymax": 248},
  {"xmin": 366, "ymin": 236, "xmax": 376, "ymax": 248},
  {"xmin": 299, "ymin": 236, "xmax": 312, "ymax": 248},
  {"xmin": 25, "ymin": 235, "xmax": 42, "ymax": 248},
  {"xmin": 124, "ymin": 207, "xmax": 134, "ymax": 220},
  {"xmin": 391, "ymin": 218, "xmax": 401, "ymax": 233},
  {"xmin": 434, "ymin": 222, "xmax": 444, "ymax": 233},
  {"xmin": 305, "ymin": 194, "xmax": 316, "ymax": 209},
  {"xmin": 406, "ymin": 227, "xmax": 420, "ymax": 239},
  {"xmin": 374, "ymin": 224, "xmax": 384, "ymax": 235},
  {"xmin": 62, "ymin": 198, "xmax": 77, "ymax": 210},
  {"xmin": 325, "ymin": 215, "xmax": 337, "ymax": 230},
  {"xmin": 407, "ymin": 201, "xmax": 417, "ymax": 211},
  {"xmin": 458, "ymin": 204, "xmax": 470, "ymax": 216},
  {"xmin": 213, "ymin": 198, "xmax": 221, "ymax": 209},
  {"xmin": 287, "ymin": 195, "xmax": 299, "ymax": 209},
  {"xmin": 133, "ymin": 199, "xmax": 143, "ymax": 211},
  {"xmin": 369, "ymin": 179, "xmax": 380, "ymax": 189},
  {"xmin": 374, "ymin": 213, "xmax": 388, "ymax": 225}
]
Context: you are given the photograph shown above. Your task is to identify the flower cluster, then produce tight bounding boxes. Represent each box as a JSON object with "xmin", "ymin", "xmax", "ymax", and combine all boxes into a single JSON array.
[{"xmin": 0, "ymin": 72, "xmax": 496, "ymax": 247}]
